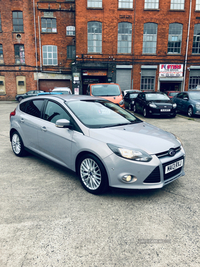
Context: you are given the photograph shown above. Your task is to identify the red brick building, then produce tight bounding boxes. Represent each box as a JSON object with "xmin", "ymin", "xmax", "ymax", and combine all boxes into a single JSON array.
[
  {"xmin": 74, "ymin": 0, "xmax": 200, "ymax": 95},
  {"xmin": 0, "ymin": 0, "xmax": 75, "ymax": 100},
  {"xmin": 1, "ymin": 0, "xmax": 200, "ymax": 100}
]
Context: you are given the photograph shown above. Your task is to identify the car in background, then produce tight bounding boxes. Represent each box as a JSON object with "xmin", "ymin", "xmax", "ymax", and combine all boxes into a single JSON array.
[
  {"xmin": 10, "ymin": 95, "xmax": 185, "ymax": 195},
  {"xmin": 52, "ymin": 87, "xmax": 72, "ymax": 94},
  {"xmin": 87, "ymin": 83, "xmax": 125, "ymax": 108},
  {"xmin": 133, "ymin": 91, "xmax": 177, "ymax": 117},
  {"xmin": 172, "ymin": 90, "xmax": 200, "ymax": 117},
  {"xmin": 122, "ymin": 89, "xmax": 139, "ymax": 97},
  {"xmin": 15, "ymin": 90, "xmax": 44, "ymax": 102},
  {"xmin": 124, "ymin": 90, "xmax": 140, "ymax": 110},
  {"xmin": 165, "ymin": 91, "xmax": 179, "ymax": 99}
]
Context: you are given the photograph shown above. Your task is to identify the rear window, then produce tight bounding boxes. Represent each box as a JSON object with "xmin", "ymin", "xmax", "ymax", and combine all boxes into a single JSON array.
[
  {"xmin": 91, "ymin": 84, "xmax": 121, "ymax": 96},
  {"xmin": 20, "ymin": 99, "xmax": 44, "ymax": 118}
]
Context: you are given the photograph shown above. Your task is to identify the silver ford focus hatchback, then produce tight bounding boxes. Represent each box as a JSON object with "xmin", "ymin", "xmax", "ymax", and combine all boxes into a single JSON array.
[{"xmin": 10, "ymin": 94, "xmax": 185, "ymax": 194}]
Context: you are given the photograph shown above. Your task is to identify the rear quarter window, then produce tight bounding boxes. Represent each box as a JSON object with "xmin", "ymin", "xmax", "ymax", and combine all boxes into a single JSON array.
[{"xmin": 20, "ymin": 99, "xmax": 44, "ymax": 118}]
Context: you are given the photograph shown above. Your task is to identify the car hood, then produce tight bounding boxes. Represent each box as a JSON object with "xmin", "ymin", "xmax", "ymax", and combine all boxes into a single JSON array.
[
  {"xmin": 148, "ymin": 100, "xmax": 173, "ymax": 105},
  {"xmin": 89, "ymin": 122, "xmax": 180, "ymax": 155}
]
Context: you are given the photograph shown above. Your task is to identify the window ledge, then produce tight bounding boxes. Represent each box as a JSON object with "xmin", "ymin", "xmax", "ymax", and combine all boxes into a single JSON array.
[
  {"xmin": 118, "ymin": 8, "xmax": 134, "ymax": 11},
  {"xmin": 142, "ymin": 53, "xmax": 157, "ymax": 56},
  {"xmin": 41, "ymin": 32, "xmax": 58, "ymax": 34},
  {"xmin": 87, "ymin": 7, "xmax": 103, "ymax": 10},
  {"xmin": 169, "ymin": 9, "xmax": 185, "ymax": 12},
  {"xmin": 167, "ymin": 53, "xmax": 182, "ymax": 55},
  {"xmin": 144, "ymin": 9, "xmax": 160, "ymax": 11}
]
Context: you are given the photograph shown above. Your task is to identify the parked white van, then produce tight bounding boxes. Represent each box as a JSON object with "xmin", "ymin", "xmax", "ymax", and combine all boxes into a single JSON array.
[{"xmin": 52, "ymin": 87, "xmax": 72, "ymax": 94}]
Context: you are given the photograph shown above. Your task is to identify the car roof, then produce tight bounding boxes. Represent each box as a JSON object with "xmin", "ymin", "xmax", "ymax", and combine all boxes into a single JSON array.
[{"xmin": 34, "ymin": 94, "xmax": 107, "ymax": 102}]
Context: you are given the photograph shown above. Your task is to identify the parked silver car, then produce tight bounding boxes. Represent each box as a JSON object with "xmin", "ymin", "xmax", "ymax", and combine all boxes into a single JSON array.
[{"xmin": 10, "ymin": 95, "xmax": 185, "ymax": 194}]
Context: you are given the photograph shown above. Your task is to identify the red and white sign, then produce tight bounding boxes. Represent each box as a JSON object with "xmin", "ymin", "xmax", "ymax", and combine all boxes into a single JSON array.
[{"xmin": 159, "ymin": 64, "xmax": 183, "ymax": 77}]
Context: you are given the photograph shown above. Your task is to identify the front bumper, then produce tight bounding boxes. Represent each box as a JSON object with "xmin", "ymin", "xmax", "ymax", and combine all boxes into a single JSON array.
[{"xmin": 103, "ymin": 147, "xmax": 185, "ymax": 189}]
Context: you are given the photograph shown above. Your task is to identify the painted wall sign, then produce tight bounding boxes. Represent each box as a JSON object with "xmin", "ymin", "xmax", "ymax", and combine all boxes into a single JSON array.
[{"xmin": 159, "ymin": 64, "xmax": 183, "ymax": 77}]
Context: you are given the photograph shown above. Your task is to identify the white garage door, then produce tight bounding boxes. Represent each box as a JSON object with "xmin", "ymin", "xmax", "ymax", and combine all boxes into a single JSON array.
[{"xmin": 116, "ymin": 69, "xmax": 132, "ymax": 90}]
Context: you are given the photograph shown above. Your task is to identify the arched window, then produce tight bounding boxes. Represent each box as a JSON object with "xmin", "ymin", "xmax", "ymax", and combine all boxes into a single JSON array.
[
  {"xmin": 168, "ymin": 23, "xmax": 183, "ymax": 54},
  {"xmin": 142, "ymin": 23, "xmax": 157, "ymax": 54},
  {"xmin": 87, "ymin": 22, "xmax": 102, "ymax": 53},
  {"xmin": 118, "ymin": 22, "xmax": 132, "ymax": 54}
]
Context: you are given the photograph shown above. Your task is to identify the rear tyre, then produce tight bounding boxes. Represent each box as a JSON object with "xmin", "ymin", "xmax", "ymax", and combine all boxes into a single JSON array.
[
  {"xmin": 128, "ymin": 103, "xmax": 132, "ymax": 110},
  {"xmin": 18, "ymin": 97, "xmax": 23, "ymax": 102},
  {"xmin": 77, "ymin": 153, "xmax": 109, "ymax": 195},
  {"xmin": 133, "ymin": 104, "xmax": 137, "ymax": 113},
  {"xmin": 187, "ymin": 106, "xmax": 193, "ymax": 117},
  {"xmin": 11, "ymin": 131, "xmax": 26, "ymax": 157}
]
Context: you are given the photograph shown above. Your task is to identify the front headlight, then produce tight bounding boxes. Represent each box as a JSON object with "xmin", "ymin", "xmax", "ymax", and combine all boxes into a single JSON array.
[
  {"xmin": 173, "ymin": 103, "xmax": 177, "ymax": 108},
  {"xmin": 119, "ymin": 100, "xmax": 124, "ymax": 105},
  {"xmin": 107, "ymin": 144, "xmax": 152, "ymax": 162},
  {"xmin": 149, "ymin": 103, "xmax": 157, "ymax": 108},
  {"xmin": 196, "ymin": 104, "xmax": 200, "ymax": 109}
]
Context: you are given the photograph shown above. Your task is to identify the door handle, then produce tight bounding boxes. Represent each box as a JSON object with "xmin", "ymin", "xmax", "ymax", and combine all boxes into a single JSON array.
[
  {"xmin": 20, "ymin": 118, "xmax": 24, "ymax": 123},
  {"xmin": 41, "ymin": 126, "xmax": 47, "ymax": 132}
]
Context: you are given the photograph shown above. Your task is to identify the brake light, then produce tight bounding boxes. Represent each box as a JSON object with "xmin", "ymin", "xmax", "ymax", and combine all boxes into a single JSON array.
[{"xmin": 10, "ymin": 109, "xmax": 16, "ymax": 119}]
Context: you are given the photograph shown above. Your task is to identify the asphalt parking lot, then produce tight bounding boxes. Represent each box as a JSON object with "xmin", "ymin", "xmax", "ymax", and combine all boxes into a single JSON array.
[{"xmin": 0, "ymin": 101, "xmax": 200, "ymax": 267}]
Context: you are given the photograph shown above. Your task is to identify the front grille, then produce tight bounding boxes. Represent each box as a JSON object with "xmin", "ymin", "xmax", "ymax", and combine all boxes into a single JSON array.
[
  {"xmin": 156, "ymin": 146, "xmax": 181, "ymax": 158},
  {"xmin": 143, "ymin": 166, "xmax": 161, "ymax": 183},
  {"xmin": 163, "ymin": 156, "xmax": 184, "ymax": 181}
]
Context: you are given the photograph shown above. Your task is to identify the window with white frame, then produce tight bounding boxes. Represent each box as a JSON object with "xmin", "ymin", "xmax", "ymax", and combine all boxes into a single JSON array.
[
  {"xmin": 87, "ymin": 0, "xmax": 102, "ymax": 8},
  {"xmin": 189, "ymin": 75, "xmax": 200, "ymax": 90},
  {"xmin": 88, "ymin": 22, "xmax": 102, "ymax": 53},
  {"xmin": 0, "ymin": 44, "xmax": 4, "ymax": 64},
  {"xmin": 170, "ymin": 0, "xmax": 185, "ymax": 10},
  {"xmin": 42, "ymin": 45, "xmax": 57, "ymax": 65},
  {"xmin": 66, "ymin": 26, "xmax": 75, "ymax": 36},
  {"xmin": 142, "ymin": 23, "xmax": 157, "ymax": 54},
  {"xmin": 12, "ymin": 11, "xmax": 23, "ymax": 32},
  {"xmin": 14, "ymin": 44, "xmax": 25, "ymax": 64},
  {"xmin": 67, "ymin": 45, "xmax": 76, "ymax": 59},
  {"xmin": 118, "ymin": 22, "xmax": 132, "ymax": 54},
  {"xmin": 118, "ymin": 0, "xmax": 133, "ymax": 9},
  {"xmin": 41, "ymin": 18, "xmax": 57, "ymax": 33},
  {"xmin": 192, "ymin": 24, "xmax": 200, "ymax": 54},
  {"xmin": 168, "ymin": 23, "xmax": 183, "ymax": 54},
  {"xmin": 196, "ymin": 0, "xmax": 200, "ymax": 10},
  {"xmin": 141, "ymin": 77, "xmax": 155, "ymax": 90},
  {"xmin": 144, "ymin": 0, "xmax": 159, "ymax": 9}
]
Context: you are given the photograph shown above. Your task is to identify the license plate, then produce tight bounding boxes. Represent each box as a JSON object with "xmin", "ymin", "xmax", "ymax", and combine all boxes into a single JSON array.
[
  {"xmin": 165, "ymin": 159, "xmax": 183, "ymax": 174},
  {"xmin": 161, "ymin": 109, "xmax": 171, "ymax": 112}
]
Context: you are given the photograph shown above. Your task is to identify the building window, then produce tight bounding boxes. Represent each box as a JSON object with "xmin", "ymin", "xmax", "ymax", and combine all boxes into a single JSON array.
[
  {"xmin": 42, "ymin": 45, "xmax": 57, "ymax": 65},
  {"xmin": 12, "ymin": 11, "xmax": 23, "ymax": 32},
  {"xmin": 168, "ymin": 23, "xmax": 183, "ymax": 54},
  {"xmin": 196, "ymin": 0, "xmax": 200, "ymax": 10},
  {"xmin": 142, "ymin": 23, "xmax": 157, "ymax": 54},
  {"xmin": 66, "ymin": 26, "xmax": 75, "ymax": 36},
  {"xmin": 88, "ymin": 21, "xmax": 102, "ymax": 53},
  {"xmin": 0, "ymin": 44, "xmax": 4, "ymax": 64},
  {"xmin": 141, "ymin": 77, "xmax": 155, "ymax": 90},
  {"xmin": 0, "ymin": 14, "xmax": 2, "ymax": 32},
  {"xmin": 144, "ymin": 0, "xmax": 159, "ymax": 9},
  {"xmin": 189, "ymin": 75, "xmax": 200, "ymax": 90},
  {"xmin": 118, "ymin": 0, "xmax": 133, "ymax": 9},
  {"xmin": 14, "ymin": 44, "xmax": 25, "ymax": 64},
  {"xmin": 87, "ymin": 0, "xmax": 102, "ymax": 8},
  {"xmin": 67, "ymin": 45, "xmax": 76, "ymax": 59},
  {"xmin": 41, "ymin": 18, "xmax": 57, "ymax": 33},
  {"xmin": 192, "ymin": 24, "xmax": 200, "ymax": 54},
  {"xmin": 118, "ymin": 22, "xmax": 132, "ymax": 54},
  {"xmin": 170, "ymin": 0, "xmax": 185, "ymax": 10}
]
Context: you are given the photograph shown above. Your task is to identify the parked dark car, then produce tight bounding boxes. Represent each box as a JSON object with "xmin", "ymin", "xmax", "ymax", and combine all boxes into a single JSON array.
[
  {"xmin": 133, "ymin": 92, "xmax": 177, "ymax": 117},
  {"xmin": 15, "ymin": 90, "xmax": 44, "ymax": 102},
  {"xmin": 124, "ymin": 90, "xmax": 140, "ymax": 110},
  {"xmin": 172, "ymin": 90, "xmax": 200, "ymax": 117},
  {"xmin": 165, "ymin": 91, "xmax": 179, "ymax": 99}
]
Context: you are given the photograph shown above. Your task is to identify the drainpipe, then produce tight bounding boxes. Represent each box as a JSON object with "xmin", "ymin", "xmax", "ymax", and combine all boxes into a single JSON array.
[
  {"xmin": 38, "ymin": 16, "xmax": 42, "ymax": 71},
  {"xmin": 183, "ymin": 0, "xmax": 192, "ymax": 91},
  {"xmin": 33, "ymin": 0, "xmax": 39, "ymax": 90}
]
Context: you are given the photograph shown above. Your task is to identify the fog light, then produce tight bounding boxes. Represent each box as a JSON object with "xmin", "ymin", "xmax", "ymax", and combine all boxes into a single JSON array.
[{"xmin": 122, "ymin": 175, "xmax": 137, "ymax": 183}]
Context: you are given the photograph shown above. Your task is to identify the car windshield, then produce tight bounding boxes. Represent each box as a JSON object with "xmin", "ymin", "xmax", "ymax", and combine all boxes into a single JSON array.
[
  {"xmin": 129, "ymin": 93, "xmax": 139, "ymax": 99},
  {"xmin": 91, "ymin": 84, "xmax": 121, "ymax": 96},
  {"xmin": 146, "ymin": 93, "xmax": 170, "ymax": 101},
  {"xmin": 67, "ymin": 100, "xmax": 141, "ymax": 128},
  {"xmin": 189, "ymin": 92, "xmax": 200, "ymax": 100}
]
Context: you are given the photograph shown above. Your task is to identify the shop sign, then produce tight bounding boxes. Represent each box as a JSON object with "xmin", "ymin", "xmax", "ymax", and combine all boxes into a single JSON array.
[
  {"xmin": 73, "ymin": 72, "xmax": 80, "ymax": 82},
  {"xmin": 83, "ymin": 70, "xmax": 107, "ymax": 76},
  {"xmin": 159, "ymin": 64, "xmax": 183, "ymax": 77}
]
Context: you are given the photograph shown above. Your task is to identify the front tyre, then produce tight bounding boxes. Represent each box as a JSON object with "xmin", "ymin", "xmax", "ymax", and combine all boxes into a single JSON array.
[
  {"xmin": 187, "ymin": 106, "xmax": 193, "ymax": 117},
  {"xmin": 143, "ymin": 107, "xmax": 148, "ymax": 117},
  {"xmin": 11, "ymin": 131, "xmax": 26, "ymax": 157},
  {"xmin": 77, "ymin": 153, "xmax": 108, "ymax": 195}
]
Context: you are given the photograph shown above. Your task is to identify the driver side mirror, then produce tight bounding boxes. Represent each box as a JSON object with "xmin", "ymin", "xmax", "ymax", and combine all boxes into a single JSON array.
[{"xmin": 56, "ymin": 119, "xmax": 71, "ymax": 128}]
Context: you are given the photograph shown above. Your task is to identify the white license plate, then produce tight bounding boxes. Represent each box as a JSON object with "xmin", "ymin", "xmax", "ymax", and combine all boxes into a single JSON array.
[
  {"xmin": 161, "ymin": 109, "xmax": 171, "ymax": 112},
  {"xmin": 165, "ymin": 159, "xmax": 183, "ymax": 174}
]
